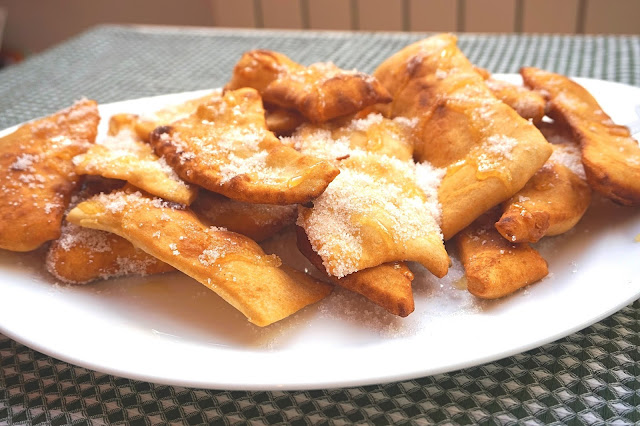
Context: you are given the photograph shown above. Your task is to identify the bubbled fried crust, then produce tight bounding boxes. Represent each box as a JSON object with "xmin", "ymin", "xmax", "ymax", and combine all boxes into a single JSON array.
[
  {"xmin": 0, "ymin": 99, "xmax": 99, "ymax": 252},
  {"xmin": 295, "ymin": 226, "xmax": 415, "ymax": 317},
  {"xmin": 149, "ymin": 88, "xmax": 339, "ymax": 206},
  {"xmin": 226, "ymin": 49, "xmax": 392, "ymax": 123},
  {"xmin": 521, "ymin": 67, "xmax": 640, "ymax": 206}
]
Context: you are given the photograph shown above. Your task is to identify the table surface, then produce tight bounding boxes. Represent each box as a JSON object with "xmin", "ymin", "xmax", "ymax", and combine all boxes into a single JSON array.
[{"xmin": 1, "ymin": 25, "xmax": 639, "ymax": 425}]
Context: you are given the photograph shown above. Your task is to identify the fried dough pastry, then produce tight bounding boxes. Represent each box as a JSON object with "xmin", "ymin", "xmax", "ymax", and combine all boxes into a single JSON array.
[
  {"xmin": 464, "ymin": 67, "xmax": 545, "ymax": 122},
  {"xmin": 265, "ymin": 105, "xmax": 305, "ymax": 136},
  {"xmin": 67, "ymin": 190, "xmax": 332, "ymax": 326},
  {"xmin": 496, "ymin": 142, "xmax": 591, "ymax": 243},
  {"xmin": 0, "ymin": 99, "xmax": 99, "ymax": 252},
  {"xmin": 373, "ymin": 34, "xmax": 552, "ymax": 240},
  {"xmin": 191, "ymin": 190, "xmax": 297, "ymax": 242},
  {"xmin": 296, "ymin": 226, "xmax": 415, "ymax": 317},
  {"xmin": 149, "ymin": 88, "xmax": 339, "ymax": 205},
  {"xmin": 473, "ymin": 66, "xmax": 491, "ymax": 80},
  {"xmin": 521, "ymin": 67, "xmax": 640, "ymax": 206},
  {"xmin": 455, "ymin": 211, "xmax": 549, "ymax": 299},
  {"xmin": 225, "ymin": 49, "xmax": 392, "ymax": 122},
  {"xmin": 298, "ymin": 152, "xmax": 449, "ymax": 279},
  {"xmin": 46, "ymin": 178, "xmax": 173, "ymax": 284},
  {"xmin": 484, "ymin": 78, "xmax": 546, "ymax": 123},
  {"xmin": 285, "ymin": 113, "xmax": 415, "ymax": 162},
  {"xmin": 73, "ymin": 114, "xmax": 197, "ymax": 205},
  {"xmin": 46, "ymin": 221, "xmax": 174, "ymax": 284},
  {"xmin": 135, "ymin": 91, "xmax": 222, "ymax": 141}
]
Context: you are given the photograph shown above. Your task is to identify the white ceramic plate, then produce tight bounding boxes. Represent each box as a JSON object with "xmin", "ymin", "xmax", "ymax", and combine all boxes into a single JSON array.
[{"xmin": 1, "ymin": 76, "xmax": 639, "ymax": 391}]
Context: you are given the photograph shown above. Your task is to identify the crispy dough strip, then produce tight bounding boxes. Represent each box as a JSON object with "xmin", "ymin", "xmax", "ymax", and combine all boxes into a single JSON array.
[
  {"xmin": 521, "ymin": 67, "xmax": 640, "ymax": 206},
  {"xmin": 0, "ymin": 99, "xmax": 99, "ymax": 252},
  {"xmin": 74, "ymin": 114, "xmax": 197, "ymax": 205},
  {"xmin": 295, "ymin": 226, "xmax": 415, "ymax": 317},
  {"xmin": 135, "ymin": 91, "xmax": 222, "ymax": 142},
  {"xmin": 484, "ymin": 78, "xmax": 546, "ymax": 123},
  {"xmin": 496, "ymin": 143, "xmax": 591, "ymax": 243},
  {"xmin": 225, "ymin": 49, "xmax": 392, "ymax": 123},
  {"xmin": 373, "ymin": 34, "xmax": 552, "ymax": 240},
  {"xmin": 46, "ymin": 178, "xmax": 174, "ymax": 284},
  {"xmin": 149, "ymin": 88, "xmax": 339, "ymax": 205},
  {"xmin": 46, "ymin": 222, "xmax": 174, "ymax": 284},
  {"xmin": 455, "ymin": 211, "xmax": 549, "ymax": 299},
  {"xmin": 286, "ymin": 113, "xmax": 415, "ymax": 162},
  {"xmin": 66, "ymin": 190, "xmax": 332, "ymax": 326},
  {"xmin": 191, "ymin": 190, "xmax": 297, "ymax": 242},
  {"xmin": 265, "ymin": 105, "xmax": 306, "ymax": 137}
]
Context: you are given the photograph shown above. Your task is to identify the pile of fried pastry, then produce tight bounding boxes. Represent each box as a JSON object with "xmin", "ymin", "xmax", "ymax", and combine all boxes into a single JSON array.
[{"xmin": 1, "ymin": 34, "xmax": 639, "ymax": 327}]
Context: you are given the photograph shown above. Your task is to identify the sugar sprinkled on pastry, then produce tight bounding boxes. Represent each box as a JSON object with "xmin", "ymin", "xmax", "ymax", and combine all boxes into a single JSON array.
[
  {"xmin": 149, "ymin": 88, "xmax": 339, "ymax": 205},
  {"xmin": 0, "ymin": 99, "xmax": 99, "ymax": 251}
]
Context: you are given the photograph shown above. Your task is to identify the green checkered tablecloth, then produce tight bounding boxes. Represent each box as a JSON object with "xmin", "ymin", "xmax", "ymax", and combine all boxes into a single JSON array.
[{"xmin": 1, "ymin": 26, "xmax": 639, "ymax": 425}]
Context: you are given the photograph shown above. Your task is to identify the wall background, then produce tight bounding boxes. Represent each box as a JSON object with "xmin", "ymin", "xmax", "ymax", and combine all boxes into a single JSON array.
[{"xmin": 1, "ymin": 0, "xmax": 639, "ymax": 54}]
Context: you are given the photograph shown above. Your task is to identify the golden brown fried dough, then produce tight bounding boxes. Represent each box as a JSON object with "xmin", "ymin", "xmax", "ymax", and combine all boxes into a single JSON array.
[
  {"xmin": 74, "ymin": 114, "xmax": 197, "ymax": 205},
  {"xmin": 226, "ymin": 50, "xmax": 291, "ymax": 93},
  {"xmin": 0, "ymin": 99, "xmax": 99, "ymax": 252},
  {"xmin": 484, "ymin": 78, "xmax": 546, "ymax": 123},
  {"xmin": 149, "ymin": 88, "xmax": 339, "ymax": 205},
  {"xmin": 285, "ymin": 113, "xmax": 415, "ymax": 162},
  {"xmin": 225, "ymin": 49, "xmax": 392, "ymax": 123},
  {"xmin": 46, "ymin": 178, "xmax": 173, "ymax": 284},
  {"xmin": 191, "ymin": 190, "xmax": 297, "ymax": 242},
  {"xmin": 265, "ymin": 105, "xmax": 306, "ymax": 136},
  {"xmin": 455, "ymin": 211, "xmax": 549, "ymax": 299},
  {"xmin": 296, "ymin": 226, "xmax": 415, "ymax": 317},
  {"xmin": 473, "ymin": 66, "xmax": 491, "ymax": 80},
  {"xmin": 496, "ymin": 143, "xmax": 591, "ymax": 243},
  {"xmin": 135, "ymin": 91, "xmax": 222, "ymax": 141},
  {"xmin": 46, "ymin": 222, "xmax": 174, "ymax": 284},
  {"xmin": 521, "ymin": 67, "xmax": 640, "ymax": 206},
  {"xmin": 298, "ymin": 152, "xmax": 449, "ymax": 279},
  {"xmin": 67, "ymin": 190, "xmax": 332, "ymax": 326},
  {"xmin": 536, "ymin": 119, "xmax": 575, "ymax": 145},
  {"xmin": 374, "ymin": 34, "xmax": 552, "ymax": 240}
]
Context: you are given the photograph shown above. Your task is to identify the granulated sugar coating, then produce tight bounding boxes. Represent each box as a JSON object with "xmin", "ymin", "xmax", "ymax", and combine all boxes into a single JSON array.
[
  {"xmin": 45, "ymin": 220, "xmax": 169, "ymax": 284},
  {"xmin": 56, "ymin": 222, "xmax": 112, "ymax": 253},
  {"xmin": 476, "ymin": 134, "xmax": 519, "ymax": 173},
  {"xmin": 549, "ymin": 144, "xmax": 586, "ymax": 180},
  {"xmin": 299, "ymin": 152, "xmax": 444, "ymax": 277},
  {"xmin": 78, "ymin": 129, "xmax": 182, "ymax": 181},
  {"xmin": 283, "ymin": 113, "xmax": 417, "ymax": 163},
  {"xmin": 91, "ymin": 191, "xmax": 185, "ymax": 214},
  {"xmin": 281, "ymin": 128, "xmax": 354, "ymax": 161},
  {"xmin": 72, "ymin": 127, "xmax": 195, "ymax": 205}
]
